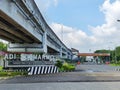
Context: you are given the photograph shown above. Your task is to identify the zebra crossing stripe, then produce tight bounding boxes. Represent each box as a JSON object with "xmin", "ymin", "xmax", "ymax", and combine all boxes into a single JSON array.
[
  {"xmin": 40, "ymin": 66, "xmax": 43, "ymax": 74},
  {"xmin": 50, "ymin": 66, "xmax": 54, "ymax": 73},
  {"xmin": 49, "ymin": 66, "xmax": 52, "ymax": 73},
  {"xmin": 54, "ymin": 66, "xmax": 57, "ymax": 73},
  {"xmin": 52, "ymin": 66, "xmax": 55, "ymax": 73},
  {"xmin": 36, "ymin": 67, "xmax": 39, "ymax": 74},
  {"xmin": 38, "ymin": 67, "xmax": 41, "ymax": 74},
  {"xmin": 31, "ymin": 67, "xmax": 34, "ymax": 75},
  {"xmin": 56, "ymin": 68, "xmax": 59, "ymax": 73},
  {"xmin": 28, "ymin": 67, "xmax": 31, "ymax": 75},
  {"xmin": 47, "ymin": 66, "xmax": 49, "ymax": 74},
  {"xmin": 41, "ymin": 66, "xmax": 45, "ymax": 74},
  {"xmin": 48, "ymin": 66, "xmax": 51, "ymax": 73},
  {"xmin": 45, "ymin": 66, "xmax": 48, "ymax": 74},
  {"xmin": 44, "ymin": 66, "xmax": 47, "ymax": 74},
  {"xmin": 28, "ymin": 65, "xmax": 59, "ymax": 75},
  {"xmin": 34, "ymin": 67, "xmax": 38, "ymax": 75},
  {"xmin": 28, "ymin": 68, "xmax": 30, "ymax": 71}
]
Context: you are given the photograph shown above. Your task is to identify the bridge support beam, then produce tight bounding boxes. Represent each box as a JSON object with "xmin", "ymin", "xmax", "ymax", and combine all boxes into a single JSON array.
[
  {"xmin": 7, "ymin": 43, "xmax": 44, "ymax": 52},
  {"xmin": 62, "ymin": 52, "xmax": 68, "ymax": 59},
  {"xmin": 59, "ymin": 47, "xmax": 68, "ymax": 59}
]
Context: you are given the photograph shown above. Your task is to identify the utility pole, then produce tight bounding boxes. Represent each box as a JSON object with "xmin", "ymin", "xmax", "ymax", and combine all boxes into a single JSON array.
[{"xmin": 61, "ymin": 24, "xmax": 63, "ymax": 42}]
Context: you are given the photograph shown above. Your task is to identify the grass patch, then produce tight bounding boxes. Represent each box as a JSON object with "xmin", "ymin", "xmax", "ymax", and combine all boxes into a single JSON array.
[
  {"xmin": 110, "ymin": 63, "xmax": 120, "ymax": 66},
  {"xmin": 0, "ymin": 66, "xmax": 3, "ymax": 71},
  {"xmin": 0, "ymin": 71, "xmax": 28, "ymax": 77}
]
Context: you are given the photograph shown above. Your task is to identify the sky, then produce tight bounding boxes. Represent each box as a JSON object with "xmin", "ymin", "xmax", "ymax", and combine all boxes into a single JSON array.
[{"xmin": 34, "ymin": 0, "xmax": 120, "ymax": 53}]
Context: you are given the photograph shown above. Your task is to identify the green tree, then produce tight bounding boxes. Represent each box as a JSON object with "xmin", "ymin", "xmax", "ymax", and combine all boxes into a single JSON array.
[
  {"xmin": 94, "ymin": 49, "xmax": 111, "ymax": 63},
  {"xmin": 115, "ymin": 46, "xmax": 120, "ymax": 62},
  {"xmin": 94, "ymin": 49, "xmax": 110, "ymax": 53},
  {"xmin": 55, "ymin": 60, "xmax": 62, "ymax": 68},
  {"xmin": 0, "ymin": 41, "xmax": 7, "ymax": 51}
]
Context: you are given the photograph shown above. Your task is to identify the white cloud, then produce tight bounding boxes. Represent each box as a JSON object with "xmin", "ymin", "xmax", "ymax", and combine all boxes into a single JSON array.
[
  {"xmin": 90, "ymin": 0, "xmax": 120, "ymax": 49},
  {"xmin": 50, "ymin": 0, "xmax": 120, "ymax": 52},
  {"xmin": 34, "ymin": 0, "xmax": 120, "ymax": 52},
  {"xmin": 50, "ymin": 23, "xmax": 97, "ymax": 52},
  {"xmin": 34, "ymin": 0, "xmax": 59, "ymax": 12},
  {"xmin": 53, "ymin": 0, "xmax": 58, "ymax": 6}
]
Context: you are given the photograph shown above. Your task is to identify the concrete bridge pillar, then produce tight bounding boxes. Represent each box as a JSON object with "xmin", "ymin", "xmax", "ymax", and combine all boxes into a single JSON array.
[
  {"xmin": 43, "ymin": 32, "xmax": 47, "ymax": 53},
  {"xmin": 60, "ymin": 47, "xmax": 62, "ymax": 58}
]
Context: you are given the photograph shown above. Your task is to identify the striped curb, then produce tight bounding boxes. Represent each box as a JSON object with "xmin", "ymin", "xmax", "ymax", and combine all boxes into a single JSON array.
[{"xmin": 28, "ymin": 65, "xmax": 59, "ymax": 75}]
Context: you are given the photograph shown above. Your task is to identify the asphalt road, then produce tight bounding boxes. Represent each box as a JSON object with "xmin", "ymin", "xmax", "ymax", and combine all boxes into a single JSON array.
[
  {"xmin": 0, "ymin": 64, "xmax": 120, "ymax": 83},
  {"xmin": 0, "ymin": 64, "xmax": 120, "ymax": 90},
  {"xmin": 76, "ymin": 64, "xmax": 120, "ymax": 72},
  {"xmin": 1, "ymin": 71, "xmax": 120, "ymax": 84},
  {"xmin": 1, "ymin": 82, "xmax": 120, "ymax": 90}
]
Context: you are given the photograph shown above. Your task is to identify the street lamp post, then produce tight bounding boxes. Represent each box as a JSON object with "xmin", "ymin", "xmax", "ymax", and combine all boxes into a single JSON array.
[
  {"xmin": 115, "ymin": 19, "xmax": 120, "ymax": 63},
  {"xmin": 115, "ymin": 47, "xmax": 117, "ymax": 63},
  {"xmin": 117, "ymin": 20, "xmax": 120, "ymax": 22}
]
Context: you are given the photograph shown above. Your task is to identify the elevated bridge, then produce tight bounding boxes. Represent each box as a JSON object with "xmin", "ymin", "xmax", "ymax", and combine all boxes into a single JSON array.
[{"xmin": 0, "ymin": 0, "xmax": 72, "ymax": 60}]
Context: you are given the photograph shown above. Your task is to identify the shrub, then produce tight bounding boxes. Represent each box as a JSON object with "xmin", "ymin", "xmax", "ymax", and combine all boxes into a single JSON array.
[
  {"xmin": 62, "ymin": 63, "xmax": 75, "ymax": 71},
  {"xmin": 58, "ymin": 67, "xmax": 64, "ymax": 72},
  {"xmin": 55, "ymin": 60, "xmax": 75, "ymax": 72},
  {"xmin": 55, "ymin": 60, "xmax": 63, "ymax": 68}
]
